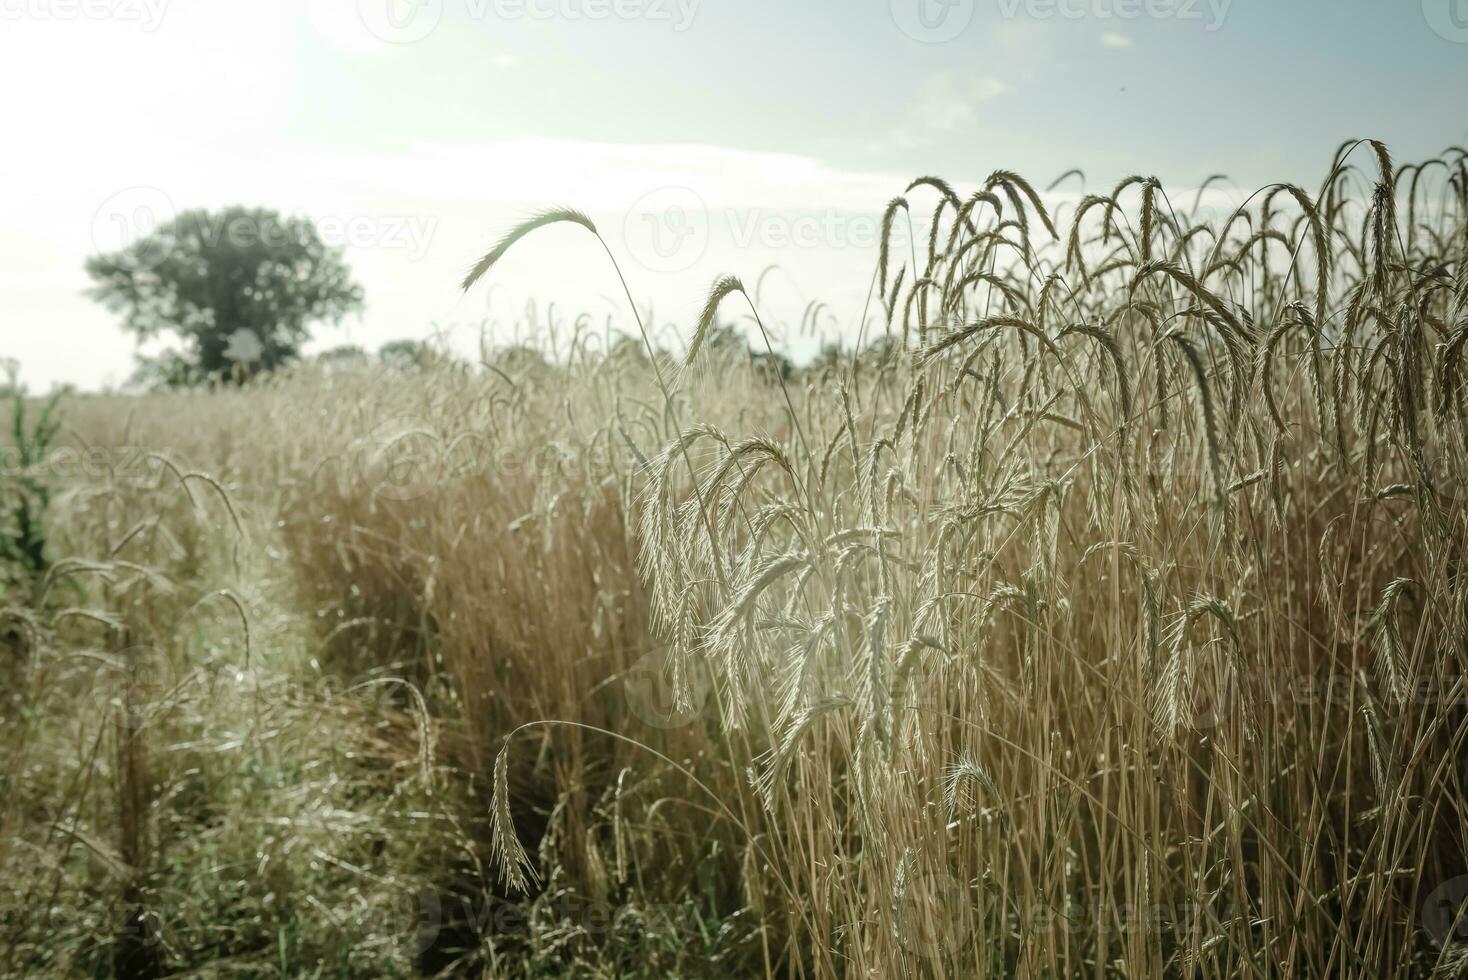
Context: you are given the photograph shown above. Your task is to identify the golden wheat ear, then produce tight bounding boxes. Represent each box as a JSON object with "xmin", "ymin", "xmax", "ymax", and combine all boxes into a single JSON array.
[
  {"xmin": 682, "ymin": 274, "xmax": 746, "ymax": 373},
  {"xmin": 877, "ymin": 196, "xmax": 909, "ymax": 302},
  {"xmin": 490, "ymin": 741, "xmax": 538, "ymax": 893},
  {"xmin": 1046, "ymin": 168, "xmax": 1086, "ymax": 193},
  {"xmin": 904, "ymin": 176, "xmax": 960, "ymax": 208},
  {"xmin": 460, "ymin": 208, "xmax": 598, "ymax": 292},
  {"xmin": 985, "ymin": 169, "xmax": 1060, "ymax": 239}
]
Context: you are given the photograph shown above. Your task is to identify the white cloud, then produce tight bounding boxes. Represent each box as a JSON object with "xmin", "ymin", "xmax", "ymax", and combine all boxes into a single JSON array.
[
  {"xmin": 879, "ymin": 73, "xmax": 1011, "ymax": 151},
  {"xmin": 304, "ymin": 0, "xmax": 390, "ymax": 54},
  {"xmin": 307, "ymin": 139, "xmax": 906, "ymax": 211},
  {"xmin": 912, "ymin": 74, "xmax": 1011, "ymax": 132},
  {"xmin": 1100, "ymin": 31, "xmax": 1134, "ymax": 49},
  {"xmin": 995, "ymin": 21, "xmax": 1048, "ymax": 50}
]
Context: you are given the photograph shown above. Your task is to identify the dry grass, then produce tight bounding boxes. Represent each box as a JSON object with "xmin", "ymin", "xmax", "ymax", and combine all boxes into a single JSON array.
[{"xmin": 3, "ymin": 138, "xmax": 1468, "ymax": 977}]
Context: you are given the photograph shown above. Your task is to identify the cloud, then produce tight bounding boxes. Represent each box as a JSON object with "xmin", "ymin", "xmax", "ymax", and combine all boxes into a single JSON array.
[
  {"xmin": 310, "ymin": 139, "xmax": 906, "ymax": 211},
  {"xmin": 1099, "ymin": 31, "xmax": 1134, "ymax": 49},
  {"xmin": 304, "ymin": 0, "xmax": 392, "ymax": 54},
  {"xmin": 879, "ymin": 73, "xmax": 1011, "ymax": 150},
  {"xmin": 995, "ymin": 21, "xmax": 1048, "ymax": 50},
  {"xmin": 912, "ymin": 74, "xmax": 1011, "ymax": 132}
]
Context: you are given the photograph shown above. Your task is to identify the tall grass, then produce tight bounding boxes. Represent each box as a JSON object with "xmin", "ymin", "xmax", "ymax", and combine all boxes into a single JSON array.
[{"xmin": 4, "ymin": 138, "xmax": 1468, "ymax": 977}]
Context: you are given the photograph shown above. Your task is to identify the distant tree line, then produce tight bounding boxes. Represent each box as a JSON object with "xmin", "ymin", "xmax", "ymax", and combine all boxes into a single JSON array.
[{"xmin": 84, "ymin": 205, "xmax": 888, "ymax": 391}]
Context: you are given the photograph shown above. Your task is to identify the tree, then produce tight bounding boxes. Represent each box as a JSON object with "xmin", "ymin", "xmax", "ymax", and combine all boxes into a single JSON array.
[
  {"xmin": 378, "ymin": 339, "xmax": 429, "ymax": 370},
  {"xmin": 86, "ymin": 207, "xmax": 365, "ymax": 385}
]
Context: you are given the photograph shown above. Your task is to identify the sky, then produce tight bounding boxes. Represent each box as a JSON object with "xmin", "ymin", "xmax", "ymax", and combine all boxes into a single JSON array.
[{"xmin": 2, "ymin": 0, "xmax": 1465, "ymax": 391}]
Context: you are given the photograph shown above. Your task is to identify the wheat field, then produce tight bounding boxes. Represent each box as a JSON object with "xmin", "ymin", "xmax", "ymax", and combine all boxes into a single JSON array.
[{"xmin": 3, "ymin": 137, "xmax": 1468, "ymax": 977}]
